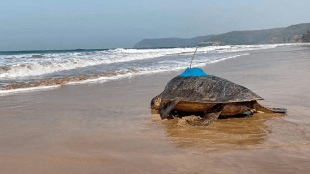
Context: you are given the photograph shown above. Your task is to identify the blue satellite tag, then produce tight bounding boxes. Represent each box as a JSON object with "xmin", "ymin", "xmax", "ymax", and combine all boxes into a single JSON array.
[{"xmin": 180, "ymin": 67, "xmax": 208, "ymax": 77}]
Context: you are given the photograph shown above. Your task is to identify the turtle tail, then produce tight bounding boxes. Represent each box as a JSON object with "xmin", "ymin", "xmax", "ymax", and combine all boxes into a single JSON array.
[{"xmin": 253, "ymin": 101, "xmax": 287, "ymax": 113}]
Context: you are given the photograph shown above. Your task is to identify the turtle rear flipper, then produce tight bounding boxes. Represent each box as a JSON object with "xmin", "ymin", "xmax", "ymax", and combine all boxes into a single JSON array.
[
  {"xmin": 253, "ymin": 101, "xmax": 287, "ymax": 113},
  {"xmin": 266, "ymin": 107, "xmax": 287, "ymax": 113}
]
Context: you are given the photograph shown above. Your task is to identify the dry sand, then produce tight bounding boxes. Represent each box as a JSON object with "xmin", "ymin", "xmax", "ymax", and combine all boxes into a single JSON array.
[{"xmin": 0, "ymin": 45, "xmax": 310, "ymax": 173}]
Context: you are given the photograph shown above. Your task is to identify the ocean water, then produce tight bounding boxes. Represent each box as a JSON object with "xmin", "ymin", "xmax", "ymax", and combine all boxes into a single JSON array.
[{"xmin": 0, "ymin": 44, "xmax": 283, "ymax": 93}]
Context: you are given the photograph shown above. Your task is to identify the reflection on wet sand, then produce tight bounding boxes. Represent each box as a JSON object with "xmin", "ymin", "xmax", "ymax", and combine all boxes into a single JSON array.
[{"xmin": 152, "ymin": 112, "xmax": 284, "ymax": 152}]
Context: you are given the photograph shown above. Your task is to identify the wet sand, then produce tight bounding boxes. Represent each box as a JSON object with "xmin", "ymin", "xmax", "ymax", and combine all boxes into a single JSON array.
[{"xmin": 1, "ymin": 45, "xmax": 310, "ymax": 173}]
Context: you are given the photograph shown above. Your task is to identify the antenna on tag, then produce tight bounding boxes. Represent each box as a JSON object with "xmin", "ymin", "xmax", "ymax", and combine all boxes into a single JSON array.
[{"xmin": 189, "ymin": 46, "xmax": 199, "ymax": 68}]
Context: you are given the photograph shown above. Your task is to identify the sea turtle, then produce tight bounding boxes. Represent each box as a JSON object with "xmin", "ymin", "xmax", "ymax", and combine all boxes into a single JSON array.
[{"xmin": 151, "ymin": 68, "xmax": 287, "ymax": 126}]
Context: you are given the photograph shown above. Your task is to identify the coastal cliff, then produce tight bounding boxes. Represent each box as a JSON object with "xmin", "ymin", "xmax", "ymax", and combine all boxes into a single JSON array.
[{"xmin": 134, "ymin": 23, "xmax": 310, "ymax": 48}]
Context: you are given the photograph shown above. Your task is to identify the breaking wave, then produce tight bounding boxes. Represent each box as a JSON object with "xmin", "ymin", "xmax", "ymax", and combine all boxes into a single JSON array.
[{"xmin": 0, "ymin": 44, "xmax": 286, "ymax": 92}]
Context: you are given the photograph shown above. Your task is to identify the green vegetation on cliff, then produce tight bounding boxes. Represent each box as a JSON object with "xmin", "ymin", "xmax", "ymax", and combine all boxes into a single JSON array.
[
  {"xmin": 134, "ymin": 23, "xmax": 310, "ymax": 48},
  {"xmin": 133, "ymin": 35, "xmax": 215, "ymax": 49},
  {"xmin": 301, "ymin": 30, "xmax": 310, "ymax": 42}
]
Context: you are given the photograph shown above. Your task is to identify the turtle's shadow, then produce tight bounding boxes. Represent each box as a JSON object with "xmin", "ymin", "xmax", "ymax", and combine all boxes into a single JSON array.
[{"xmin": 151, "ymin": 111, "xmax": 284, "ymax": 152}]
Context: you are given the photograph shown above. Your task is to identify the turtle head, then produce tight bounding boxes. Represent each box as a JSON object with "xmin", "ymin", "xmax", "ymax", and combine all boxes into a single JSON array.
[{"xmin": 150, "ymin": 94, "xmax": 162, "ymax": 110}]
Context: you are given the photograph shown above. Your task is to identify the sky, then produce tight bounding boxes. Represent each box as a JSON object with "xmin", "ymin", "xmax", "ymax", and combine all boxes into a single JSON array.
[{"xmin": 0, "ymin": 0, "xmax": 309, "ymax": 51}]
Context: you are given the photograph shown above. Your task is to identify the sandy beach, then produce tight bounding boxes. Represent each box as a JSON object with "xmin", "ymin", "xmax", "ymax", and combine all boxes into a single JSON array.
[{"xmin": 0, "ymin": 45, "xmax": 310, "ymax": 173}]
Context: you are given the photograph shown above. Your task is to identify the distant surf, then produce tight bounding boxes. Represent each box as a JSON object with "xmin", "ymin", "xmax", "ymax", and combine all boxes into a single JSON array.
[{"xmin": 0, "ymin": 44, "xmax": 294, "ymax": 94}]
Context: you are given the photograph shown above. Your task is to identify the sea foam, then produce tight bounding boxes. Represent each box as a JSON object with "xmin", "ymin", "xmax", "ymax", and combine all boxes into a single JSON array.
[{"xmin": 0, "ymin": 44, "xmax": 290, "ymax": 93}]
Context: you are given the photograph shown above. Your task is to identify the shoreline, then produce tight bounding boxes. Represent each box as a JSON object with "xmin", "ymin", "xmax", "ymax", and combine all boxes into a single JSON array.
[
  {"xmin": 1, "ymin": 45, "xmax": 310, "ymax": 173},
  {"xmin": 0, "ymin": 43, "xmax": 299, "ymax": 92}
]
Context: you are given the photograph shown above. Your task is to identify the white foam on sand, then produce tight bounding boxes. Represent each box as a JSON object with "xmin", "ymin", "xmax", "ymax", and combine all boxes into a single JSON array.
[
  {"xmin": 0, "ymin": 44, "xmax": 281, "ymax": 79},
  {"xmin": 0, "ymin": 85, "xmax": 60, "ymax": 96},
  {"xmin": 1, "ymin": 43, "xmax": 296, "ymax": 95}
]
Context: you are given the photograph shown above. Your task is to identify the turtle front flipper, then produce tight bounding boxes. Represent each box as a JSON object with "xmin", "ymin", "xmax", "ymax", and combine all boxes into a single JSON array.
[
  {"xmin": 187, "ymin": 104, "xmax": 223, "ymax": 126},
  {"xmin": 160, "ymin": 98, "xmax": 182, "ymax": 119}
]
